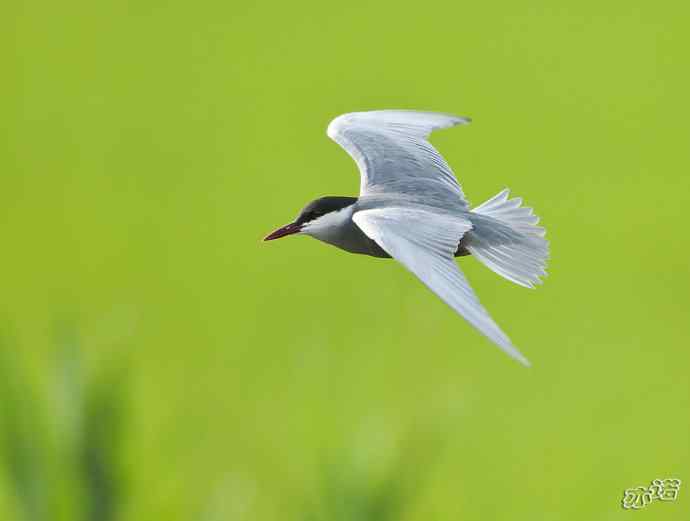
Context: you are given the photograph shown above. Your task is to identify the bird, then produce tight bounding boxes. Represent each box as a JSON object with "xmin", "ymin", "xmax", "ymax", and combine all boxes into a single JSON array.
[{"xmin": 264, "ymin": 110, "xmax": 548, "ymax": 365}]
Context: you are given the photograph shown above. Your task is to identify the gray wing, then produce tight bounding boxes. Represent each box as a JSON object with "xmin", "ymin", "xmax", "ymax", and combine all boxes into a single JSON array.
[
  {"xmin": 353, "ymin": 207, "xmax": 530, "ymax": 366},
  {"xmin": 327, "ymin": 110, "xmax": 470, "ymax": 203}
]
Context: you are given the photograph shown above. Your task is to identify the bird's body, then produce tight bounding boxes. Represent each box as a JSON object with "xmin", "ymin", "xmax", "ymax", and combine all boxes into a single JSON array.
[
  {"xmin": 265, "ymin": 110, "xmax": 549, "ymax": 365},
  {"xmin": 297, "ymin": 195, "xmax": 488, "ymax": 258}
]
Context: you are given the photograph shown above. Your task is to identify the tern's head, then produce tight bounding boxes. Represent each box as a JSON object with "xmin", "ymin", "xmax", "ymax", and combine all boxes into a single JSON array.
[{"xmin": 264, "ymin": 196, "xmax": 357, "ymax": 241}]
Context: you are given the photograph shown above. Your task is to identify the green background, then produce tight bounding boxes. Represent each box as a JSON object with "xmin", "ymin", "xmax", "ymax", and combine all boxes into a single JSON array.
[{"xmin": 2, "ymin": 1, "xmax": 689, "ymax": 520}]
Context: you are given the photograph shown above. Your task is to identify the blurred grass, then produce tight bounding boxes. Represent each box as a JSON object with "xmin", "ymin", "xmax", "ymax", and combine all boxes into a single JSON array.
[
  {"xmin": 2, "ymin": 0, "xmax": 690, "ymax": 519},
  {"xmin": 0, "ymin": 327, "xmax": 128, "ymax": 521},
  {"xmin": 0, "ymin": 338, "xmax": 47, "ymax": 521}
]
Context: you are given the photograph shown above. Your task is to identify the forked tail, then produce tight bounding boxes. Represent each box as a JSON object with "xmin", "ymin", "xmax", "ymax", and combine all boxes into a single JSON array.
[{"xmin": 466, "ymin": 189, "xmax": 549, "ymax": 288}]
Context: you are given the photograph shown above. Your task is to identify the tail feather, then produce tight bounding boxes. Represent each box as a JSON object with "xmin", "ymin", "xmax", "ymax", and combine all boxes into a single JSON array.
[{"xmin": 468, "ymin": 189, "xmax": 549, "ymax": 289}]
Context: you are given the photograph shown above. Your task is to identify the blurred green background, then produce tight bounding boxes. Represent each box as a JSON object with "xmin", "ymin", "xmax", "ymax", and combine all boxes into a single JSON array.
[{"xmin": 2, "ymin": 1, "xmax": 689, "ymax": 519}]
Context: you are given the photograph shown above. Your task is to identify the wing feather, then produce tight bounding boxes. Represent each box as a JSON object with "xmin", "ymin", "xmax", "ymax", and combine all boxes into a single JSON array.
[
  {"xmin": 353, "ymin": 207, "xmax": 530, "ymax": 366},
  {"xmin": 327, "ymin": 110, "xmax": 470, "ymax": 202}
]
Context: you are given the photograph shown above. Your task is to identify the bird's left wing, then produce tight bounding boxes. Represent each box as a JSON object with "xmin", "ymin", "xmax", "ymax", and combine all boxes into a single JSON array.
[
  {"xmin": 327, "ymin": 110, "xmax": 470, "ymax": 202},
  {"xmin": 353, "ymin": 207, "xmax": 530, "ymax": 366}
]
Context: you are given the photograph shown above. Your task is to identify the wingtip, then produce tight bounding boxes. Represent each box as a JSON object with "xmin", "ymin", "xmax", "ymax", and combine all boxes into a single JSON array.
[
  {"xmin": 500, "ymin": 339, "xmax": 531, "ymax": 366},
  {"xmin": 497, "ymin": 338, "xmax": 531, "ymax": 367},
  {"xmin": 518, "ymin": 355, "xmax": 532, "ymax": 368}
]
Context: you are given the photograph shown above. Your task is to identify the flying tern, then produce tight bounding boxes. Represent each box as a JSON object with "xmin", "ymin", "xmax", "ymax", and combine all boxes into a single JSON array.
[{"xmin": 265, "ymin": 110, "xmax": 548, "ymax": 365}]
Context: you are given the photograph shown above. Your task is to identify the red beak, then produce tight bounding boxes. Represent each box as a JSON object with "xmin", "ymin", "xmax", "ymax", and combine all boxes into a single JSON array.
[{"xmin": 263, "ymin": 222, "xmax": 302, "ymax": 241}]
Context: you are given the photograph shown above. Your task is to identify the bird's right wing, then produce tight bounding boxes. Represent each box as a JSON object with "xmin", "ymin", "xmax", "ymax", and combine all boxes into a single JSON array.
[
  {"xmin": 353, "ymin": 207, "xmax": 530, "ymax": 366},
  {"xmin": 327, "ymin": 110, "xmax": 470, "ymax": 203}
]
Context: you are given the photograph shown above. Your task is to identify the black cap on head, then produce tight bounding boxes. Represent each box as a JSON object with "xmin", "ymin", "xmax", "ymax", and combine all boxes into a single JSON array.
[
  {"xmin": 264, "ymin": 196, "xmax": 357, "ymax": 241},
  {"xmin": 295, "ymin": 196, "xmax": 357, "ymax": 225}
]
